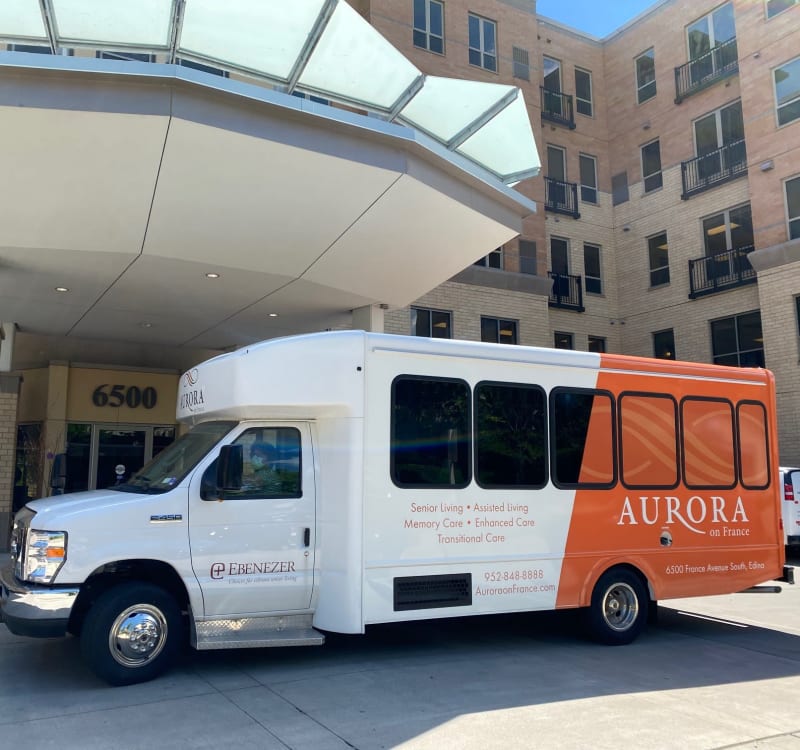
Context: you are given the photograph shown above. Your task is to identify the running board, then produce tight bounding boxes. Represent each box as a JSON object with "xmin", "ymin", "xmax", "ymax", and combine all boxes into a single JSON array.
[{"xmin": 191, "ymin": 613, "xmax": 325, "ymax": 650}]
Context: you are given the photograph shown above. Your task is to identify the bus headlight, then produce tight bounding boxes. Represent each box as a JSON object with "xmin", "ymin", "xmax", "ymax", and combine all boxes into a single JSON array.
[{"xmin": 24, "ymin": 530, "xmax": 67, "ymax": 584}]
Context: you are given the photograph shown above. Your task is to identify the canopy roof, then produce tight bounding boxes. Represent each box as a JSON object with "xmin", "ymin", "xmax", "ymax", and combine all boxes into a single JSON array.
[{"xmin": 0, "ymin": 0, "xmax": 540, "ymax": 184}]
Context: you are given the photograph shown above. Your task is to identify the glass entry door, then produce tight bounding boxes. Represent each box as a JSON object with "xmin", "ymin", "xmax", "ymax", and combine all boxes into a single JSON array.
[
  {"xmin": 96, "ymin": 427, "xmax": 147, "ymax": 489},
  {"xmin": 64, "ymin": 423, "xmax": 176, "ymax": 492}
]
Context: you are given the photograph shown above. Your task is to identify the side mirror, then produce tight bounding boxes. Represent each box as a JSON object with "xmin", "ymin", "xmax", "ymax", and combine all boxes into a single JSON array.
[
  {"xmin": 50, "ymin": 453, "xmax": 67, "ymax": 495},
  {"xmin": 216, "ymin": 444, "xmax": 243, "ymax": 492}
]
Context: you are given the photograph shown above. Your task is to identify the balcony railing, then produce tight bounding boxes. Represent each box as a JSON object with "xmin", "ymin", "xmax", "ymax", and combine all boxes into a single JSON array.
[
  {"xmin": 545, "ymin": 177, "xmax": 580, "ymax": 219},
  {"xmin": 681, "ymin": 139, "xmax": 747, "ymax": 199},
  {"xmin": 688, "ymin": 246, "xmax": 756, "ymax": 299},
  {"xmin": 540, "ymin": 87, "xmax": 575, "ymax": 129},
  {"xmin": 548, "ymin": 272, "xmax": 584, "ymax": 312},
  {"xmin": 675, "ymin": 37, "xmax": 739, "ymax": 104}
]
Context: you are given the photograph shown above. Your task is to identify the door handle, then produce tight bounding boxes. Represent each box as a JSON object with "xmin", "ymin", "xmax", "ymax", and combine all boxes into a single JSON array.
[{"xmin": 304, "ymin": 527, "xmax": 311, "ymax": 547}]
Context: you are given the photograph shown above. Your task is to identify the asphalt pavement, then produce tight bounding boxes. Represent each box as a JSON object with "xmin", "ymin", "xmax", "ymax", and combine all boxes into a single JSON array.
[{"xmin": 2, "ymin": 552, "xmax": 800, "ymax": 750}]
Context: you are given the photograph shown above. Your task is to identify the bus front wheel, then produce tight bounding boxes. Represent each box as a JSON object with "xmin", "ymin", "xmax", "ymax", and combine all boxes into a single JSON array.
[{"xmin": 585, "ymin": 568, "xmax": 648, "ymax": 645}]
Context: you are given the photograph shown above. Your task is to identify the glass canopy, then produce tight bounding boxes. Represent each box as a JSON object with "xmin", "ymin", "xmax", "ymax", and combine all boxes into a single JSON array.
[{"xmin": 0, "ymin": 0, "xmax": 540, "ymax": 184}]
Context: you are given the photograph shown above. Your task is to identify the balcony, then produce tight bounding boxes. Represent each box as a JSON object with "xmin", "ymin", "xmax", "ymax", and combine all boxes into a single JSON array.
[
  {"xmin": 688, "ymin": 246, "xmax": 756, "ymax": 299},
  {"xmin": 681, "ymin": 139, "xmax": 747, "ymax": 199},
  {"xmin": 675, "ymin": 38, "xmax": 738, "ymax": 104},
  {"xmin": 545, "ymin": 177, "xmax": 580, "ymax": 219},
  {"xmin": 540, "ymin": 87, "xmax": 575, "ymax": 129},
  {"xmin": 548, "ymin": 272, "xmax": 584, "ymax": 312}
]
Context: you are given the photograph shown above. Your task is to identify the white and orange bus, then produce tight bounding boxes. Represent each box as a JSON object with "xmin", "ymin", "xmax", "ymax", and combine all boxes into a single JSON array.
[{"xmin": 2, "ymin": 331, "xmax": 793, "ymax": 684}]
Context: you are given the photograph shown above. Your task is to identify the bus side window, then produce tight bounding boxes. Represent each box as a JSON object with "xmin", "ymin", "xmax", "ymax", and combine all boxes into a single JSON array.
[
  {"xmin": 550, "ymin": 388, "xmax": 616, "ymax": 488},
  {"xmin": 681, "ymin": 397, "xmax": 735, "ymax": 489},
  {"xmin": 619, "ymin": 392, "xmax": 678, "ymax": 489},
  {"xmin": 737, "ymin": 400, "xmax": 770, "ymax": 490}
]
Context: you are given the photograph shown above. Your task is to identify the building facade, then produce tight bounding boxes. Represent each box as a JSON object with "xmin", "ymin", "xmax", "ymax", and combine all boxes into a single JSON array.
[{"xmin": 2, "ymin": 0, "xmax": 800, "ymax": 540}]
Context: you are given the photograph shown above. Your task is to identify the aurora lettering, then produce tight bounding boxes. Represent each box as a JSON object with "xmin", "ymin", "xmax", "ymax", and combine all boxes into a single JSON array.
[{"xmin": 617, "ymin": 495, "xmax": 749, "ymax": 535}]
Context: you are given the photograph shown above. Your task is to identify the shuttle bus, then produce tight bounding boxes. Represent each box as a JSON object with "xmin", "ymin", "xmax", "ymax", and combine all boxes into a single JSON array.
[{"xmin": 1, "ymin": 331, "xmax": 792, "ymax": 684}]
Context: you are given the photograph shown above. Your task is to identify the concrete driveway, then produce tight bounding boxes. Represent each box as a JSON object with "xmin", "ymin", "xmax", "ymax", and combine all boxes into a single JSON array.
[{"xmin": 1, "ymin": 554, "xmax": 800, "ymax": 750}]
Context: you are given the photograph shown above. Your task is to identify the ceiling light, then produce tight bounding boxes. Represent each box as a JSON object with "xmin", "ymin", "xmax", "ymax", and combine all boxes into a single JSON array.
[
  {"xmin": 54, "ymin": 286, "xmax": 69, "ymax": 292},
  {"xmin": 268, "ymin": 313, "xmax": 279, "ymax": 317},
  {"xmin": 140, "ymin": 322, "xmax": 153, "ymax": 328},
  {"xmin": 205, "ymin": 272, "xmax": 220, "ymax": 279}
]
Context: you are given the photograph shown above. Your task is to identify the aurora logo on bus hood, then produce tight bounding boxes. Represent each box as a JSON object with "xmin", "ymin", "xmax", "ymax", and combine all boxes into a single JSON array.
[{"xmin": 617, "ymin": 495, "xmax": 749, "ymax": 535}]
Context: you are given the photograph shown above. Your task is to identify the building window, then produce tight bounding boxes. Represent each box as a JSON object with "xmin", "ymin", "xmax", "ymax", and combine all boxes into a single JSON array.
[
  {"xmin": 588, "ymin": 336, "xmax": 606, "ymax": 353},
  {"xmin": 411, "ymin": 307, "xmax": 452, "ymax": 338},
  {"xmin": 519, "ymin": 239, "xmax": 537, "ymax": 275},
  {"xmin": 648, "ymin": 232, "xmax": 670, "ymax": 287},
  {"xmin": 413, "ymin": 0, "xmax": 444, "ymax": 54},
  {"xmin": 474, "ymin": 247, "xmax": 503, "ymax": 269},
  {"xmin": 687, "ymin": 3, "xmax": 736, "ymax": 66},
  {"xmin": 767, "ymin": 0, "xmax": 799, "ymax": 19},
  {"xmin": 550, "ymin": 237, "xmax": 569, "ymax": 275},
  {"xmin": 787, "ymin": 176, "xmax": 800, "ymax": 239},
  {"xmin": 584, "ymin": 243, "xmax": 602, "ymax": 294},
  {"xmin": 635, "ymin": 48, "xmax": 656, "ymax": 103},
  {"xmin": 178, "ymin": 58, "xmax": 229, "ymax": 77},
  {"xmin": 513, "ymin": 46, "xmax": 530, "ymax": 80},
  {"xmin": 481, "ymin": 317, "xmax": 518, "ymax": 345},
  {"xmin": 554, "ymin": 332, "xmax": 573, "ymax": 349},
  {"xmin": 468, "ymin": 13, "xmax": 497, "ymax": 72},
  {"xmin": 575, "ymin": 67, "xmax": 593, "ymax": 116},
  {"xmin": 653, "ymin": 329, "xmax": 676, "ymax": 359},
  {"xmin": 8, "ymin": 44, "xmax": 52, "ymax": 54},
  {"xmin": 543, "ymin": 55, "xmax": 562, "ymax": 92},
  {"xmin": 775, "ymin": 56, "xmax": 800, "ymax": 127},
  {"xmin": 292, "ymin": 91, "xmax": 330, "ymax": 105},
  {"xmin": 579, "ymin": 153, "xmax": 598, "ymax": 203},
  {"xmin": 711, "ymin": 311, "xmax": 764, "ymax": 367},
  {"xmin": 641, "ymin": 139, "xmax": 663, "ymax": 193},
  {"xmin": 702, "ymin": 204, "xmax": 754, "ymax": 258},
  {"xmin": 612, "ymin": 171, "xmax": 629, "ymax": 205},
  {"xmin": 694, "ymin": 100, "xmax": 744, "ymax": 161},
  {"xmin": 97, "ymin": 51, "xmax": 154, "ymax": 63}
]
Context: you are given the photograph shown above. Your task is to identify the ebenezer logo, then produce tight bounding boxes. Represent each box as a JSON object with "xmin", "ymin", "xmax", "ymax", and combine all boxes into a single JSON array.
[
  {"xmin": 210, "ymin": 561, "xmax": 297, "ymax": 579},
  {"xmin": 617, "ymin": 495, "xmax": 749, "ymax": 535}
]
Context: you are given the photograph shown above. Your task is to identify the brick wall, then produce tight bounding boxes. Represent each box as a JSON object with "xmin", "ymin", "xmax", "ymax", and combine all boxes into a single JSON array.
[{"xmin": 0, "ymin": 375, "xmax": 20, "ymax": 550}]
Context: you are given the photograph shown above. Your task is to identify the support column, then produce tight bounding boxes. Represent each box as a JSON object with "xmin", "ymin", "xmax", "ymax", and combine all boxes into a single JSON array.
[
  {"xmin": 0, "ymin": 374, "xmax": 21, "ymax": 550},
  {"xmin": 0, "ymin": 322, "xmax": 16, "ymax": 372},
  {"xmin": 351, "ymin": 304, "xmax": 385, "ymax": 333}
]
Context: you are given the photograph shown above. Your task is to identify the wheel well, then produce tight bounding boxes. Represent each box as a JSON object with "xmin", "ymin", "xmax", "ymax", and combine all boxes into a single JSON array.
[
  {"xmin": 68, "ymin": 559, "xmax": 190, "ymax": 636},
  {"xmin": 594, "ymin": 563, "xmax": 653, "ymax": 603}
]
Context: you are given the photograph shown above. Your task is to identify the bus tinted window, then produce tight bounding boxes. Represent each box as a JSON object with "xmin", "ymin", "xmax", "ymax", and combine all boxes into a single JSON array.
[
  {"xmin": 551, "ymin": 388, "xmax": 615, "ymax": 487},
  {"xmin": 475, "ymin": 382, "xmax": 547, "ymax": 488},
  {"xmin": 620, "ymin": 393, "xmax": 678, "ymax": 489},
  {"xmin": 682, "ymin": 398, "xmax": 735, "ymax": 489},
  {"xmin": 737, "ymin": 401, "xmax": 770, "ymax": 489},
  {"xmin": 391, "ymin": 376, "xmax": 471, "ymax": 488}
]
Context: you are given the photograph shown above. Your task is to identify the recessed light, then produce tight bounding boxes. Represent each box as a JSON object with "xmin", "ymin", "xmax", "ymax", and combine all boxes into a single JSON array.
[
  {"xmin": 205, "ymin": 272, "xmax": 220, "ymax": 279},
  {"xmin": 268, "ymin": 313, "xmax": 279, "ymax": 318},
  {"xmin": 140, "ymin": 322, "xmax": 153, "ymax": 328},
  {"xmin": 54, "ymin": 286, "xmax": 69, "ymax": 292}
]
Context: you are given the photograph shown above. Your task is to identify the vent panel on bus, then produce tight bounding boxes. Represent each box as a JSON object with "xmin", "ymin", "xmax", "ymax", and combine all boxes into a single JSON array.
[{"xmin": 393, "ymin": 573, "xmax": 472, "ymax": 611}]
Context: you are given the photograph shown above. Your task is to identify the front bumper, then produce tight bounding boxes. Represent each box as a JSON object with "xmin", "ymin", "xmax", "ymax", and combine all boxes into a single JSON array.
[{"xmin": 0, "ymin": 560, "xmax": 79, "ymax": 638}]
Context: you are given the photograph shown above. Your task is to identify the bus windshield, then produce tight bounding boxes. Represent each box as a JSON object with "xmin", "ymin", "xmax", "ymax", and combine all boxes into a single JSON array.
[{"xmin": 113, "ymin": 421, "xmax": 236, "ymax": 494}]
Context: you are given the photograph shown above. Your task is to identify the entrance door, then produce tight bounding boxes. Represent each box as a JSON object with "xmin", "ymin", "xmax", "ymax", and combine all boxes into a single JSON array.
[
  {"xmin": 188, "ymin": 423, "xmax": 316, "ymax": 616},
  {"xmin": 64, "ymin": 423, "xmax": 177, "ymax": 492}
]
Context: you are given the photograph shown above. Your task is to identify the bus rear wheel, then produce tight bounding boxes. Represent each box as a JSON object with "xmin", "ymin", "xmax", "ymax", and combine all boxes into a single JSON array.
[{"xmin": 585, "ymin": 568, "xmax": 648, "ymax": 645}]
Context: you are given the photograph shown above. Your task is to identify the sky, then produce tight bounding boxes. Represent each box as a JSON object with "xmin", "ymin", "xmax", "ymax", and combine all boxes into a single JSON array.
[{"xmin": 535, "ymin": 0, "xmax": 663, "ymax": 38}]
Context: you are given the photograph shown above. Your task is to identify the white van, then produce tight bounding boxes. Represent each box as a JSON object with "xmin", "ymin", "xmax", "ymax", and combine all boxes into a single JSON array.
[{"xmin": 780, "ymin": 467, "xmax": 800, "ymax": 548}]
